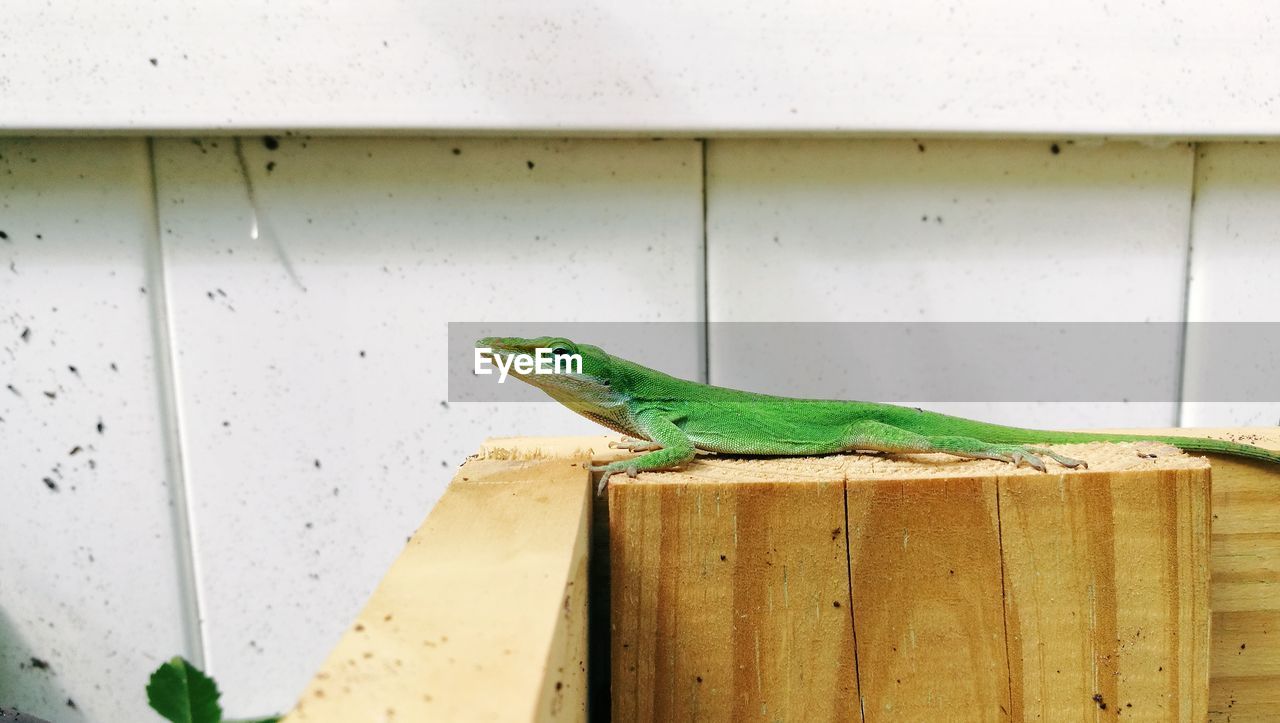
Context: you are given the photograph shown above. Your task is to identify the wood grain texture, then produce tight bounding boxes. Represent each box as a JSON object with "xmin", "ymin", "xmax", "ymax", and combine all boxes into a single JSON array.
[
  {"xmin": 609, "ymin": 466, "xmax": 859, "ymax": 722},
  {"xmin": 1193, "ymin": 430, "xmax": 1280, "ymax": 722},
  {"xmin": 999, "ymin": 469, "xmax": 1211, "ymax": 720},
  {"xmin": 1103, "ymin": 428, "xmax": 1280, "ymax": 720},
  {"xmin": 282, "ymin": 457, "xmax": 591, "ymax": 722},
  {"xmin": 283, "ymin": 431, "xmax": 1276, "ymax": 721},
  {"xmin": 608, "ymin": 441, "xmax": 1211, "ymax": 722},
  {"xmin": 845, "ymin": 476, "xmax": 1011, "ymax": 719}
]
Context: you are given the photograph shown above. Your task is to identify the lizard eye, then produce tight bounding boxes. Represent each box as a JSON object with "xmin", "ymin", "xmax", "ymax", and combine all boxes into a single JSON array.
[{"xmin": 551, "ymin": 347, "xmax": 573, "ymax": 357}]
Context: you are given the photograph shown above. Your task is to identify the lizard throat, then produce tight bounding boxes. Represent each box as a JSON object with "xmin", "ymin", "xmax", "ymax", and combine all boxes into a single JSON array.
[{"xmin": 579, "ymin": 410, "xmax": 641, "ymax": 439}]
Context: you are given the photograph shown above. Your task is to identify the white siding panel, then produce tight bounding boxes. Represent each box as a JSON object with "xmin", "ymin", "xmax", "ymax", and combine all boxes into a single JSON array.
[
  {"xmin": 706, "ymin": 139, "xmax": 1193, "ymax": 428},
  {"xmin": 0, "ymin": 139, "xmax": 193, "ymax": 722},
  {"xmin": 153, "ymin": 137, "xmax": 702, "ymax": 716},
  {"xmin": 1181, "ymin": 143, "xmax": 1280, "ymax": 427},
  {"xmin": 4, "ymin": 1, "xmax": 1280, "ymax": 135}
]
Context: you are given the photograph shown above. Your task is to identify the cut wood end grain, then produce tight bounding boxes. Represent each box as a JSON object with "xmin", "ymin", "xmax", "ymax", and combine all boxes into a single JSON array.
[
  {"xmin": 609, "ymin": 441, "xmax": 1209, "ymax": 488},
  {"xmin": 477, "ymin": 435, "xmax": 631, "ymax": 463}
]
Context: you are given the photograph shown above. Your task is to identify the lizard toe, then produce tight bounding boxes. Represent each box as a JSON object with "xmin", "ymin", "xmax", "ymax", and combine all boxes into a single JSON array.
[
  {"xmin": 1010, "ymin": 449, "xmax": 1047, "ymax": 471},
  {"xmin": 1051, "ymin": 453, "xmax": 1086, "ymax": 469},
  {"xmin": 1027, "ymin": 447, "xmax": 1088, "ymax": 469}
]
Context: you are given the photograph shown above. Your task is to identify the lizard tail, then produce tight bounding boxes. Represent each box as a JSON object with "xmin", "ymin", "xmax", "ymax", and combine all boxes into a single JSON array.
[
  {"xmin": 1121, "ymin": 434, "xmax": 1280, "ymax": 465},
  {"xmin": 981, "ymin": 426, "xmax": 1280, "ymax": 465}
]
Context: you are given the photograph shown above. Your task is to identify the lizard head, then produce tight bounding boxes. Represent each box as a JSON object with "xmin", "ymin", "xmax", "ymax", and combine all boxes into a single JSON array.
[{"xmin": 475, "ymin": 336, "xmax": 622, "ymax": 409}]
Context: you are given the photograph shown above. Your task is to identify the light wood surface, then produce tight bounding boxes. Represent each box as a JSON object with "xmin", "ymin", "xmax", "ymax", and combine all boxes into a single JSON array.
[
  {"xmin": 282, "ymin": 456, "xmax": 592, "ymax": 722},
  {"xmin": 283, "ymin": 429, "xmax": 1280, "ymax": 721},
  {"xmin": 609, "ymin": 470, "xmax": 859, "ymax": 721},
  {"xmin": 608, "ymin": 441, "xmax": 1212, "ymax": 722},
  {"xmin": 1195, "ymin": 430, "xmax": 1280, "ymax": 721},
  {"xmin": 1104, "ymin": 428, "xmax": 1280, "ymax": 721},
  {"xmin": 999, "ymin": 468, "xmax": 1211, "ymax": 720},
  {"xmin": 845, "ymin": 475, "xmax": 1011, "ymax": 719}
]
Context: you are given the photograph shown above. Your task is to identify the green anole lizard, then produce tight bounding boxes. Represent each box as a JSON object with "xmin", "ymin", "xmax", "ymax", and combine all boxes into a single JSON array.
[{"xmin": 477, "ymin": 336, "xmax": 1280, "ymax": 495}]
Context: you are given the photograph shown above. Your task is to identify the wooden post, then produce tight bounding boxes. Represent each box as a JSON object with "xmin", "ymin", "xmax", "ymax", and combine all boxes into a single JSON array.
[
  {"xmin": 282, "ymin": 453, "xmax": 595, "ymax": 722},
  {"xmin": 609, "ymin": 468, "xmax": 859, "ymax": 721},
  {"xmin": 998, "ymin": 468, "xmax": 1210, "ymax": 719},
  {"xmin": 280, "ymin": 431, "xmax": 1280, "ymax": 721},
  {"xmin": 1198, "ymin": 430, "xmax": 1280, "ymax": 721},
  {"xmin": 609, "ymin": 443, "xmax": 1212, "ymax": 722},
  {"xmin": 845, "ymin": 474, "xmax": 1011, "ymax": 717}
]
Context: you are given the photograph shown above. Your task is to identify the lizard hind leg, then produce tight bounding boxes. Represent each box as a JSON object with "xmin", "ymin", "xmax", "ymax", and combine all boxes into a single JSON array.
[{"xmin": 842, "ymin": 420, "xmax": 1074, "ymax": 472}]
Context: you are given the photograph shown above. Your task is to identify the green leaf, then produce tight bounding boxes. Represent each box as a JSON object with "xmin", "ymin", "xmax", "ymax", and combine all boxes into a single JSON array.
[
  {"xmin": 146, "ymin": 656, "xmax": 223, "ymax": 723},
  {"xmin": 227, "ymin": 718, "xmax": 281, "ymax": 723}
]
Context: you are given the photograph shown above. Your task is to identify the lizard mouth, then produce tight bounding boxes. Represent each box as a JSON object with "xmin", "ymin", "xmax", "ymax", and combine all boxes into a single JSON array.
[
  {"xmin": 475, "ymin": 338, "xmax": 514, "ymax": 363},
  {"xmin": 473, "ymin": 337, "xmax": 546, "ymax": 384},
  {"xmin": 475, "ymin": 337, "xmax": 530, "ymax": 355}
]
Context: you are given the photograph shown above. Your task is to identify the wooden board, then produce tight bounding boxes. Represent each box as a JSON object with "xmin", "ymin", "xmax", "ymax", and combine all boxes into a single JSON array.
[
  {"xmin": 846, "ymin": 475, "xmax": 1011, "ymax": 719},
  {"xmin": 282, "ymin": 429, "xmax": 1278, "ymax": 721},
  {"xmin": 1195, "ymin": 430, "xmax": 1280, "ymax": 722},
  {"xmin": 1101, "ymin": 427, "xmax": 1280, "ymax": 720},
  {"xmin": 608, "ymin": 442, "xmax": 1212, "ymax": 722},
  {"xmin": 999, "ymin": 468, "xmax": 1210, "ymax": 720},
  {"xmin": 281, "ymin": 456, "xmax": 592, "ymax": 722},
  {"xmin": 609, "ymin": 464, "xmax": 858, "ymax": 721}
]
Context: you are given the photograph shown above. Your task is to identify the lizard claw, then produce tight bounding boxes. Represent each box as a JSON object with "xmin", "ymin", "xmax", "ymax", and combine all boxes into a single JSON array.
[
  {"xmin": 1027, "ymin": 447, "xmax": 1088, "ymax": 469},
  {"xmin": 1052, "ymin": 454, "xmax": 1087, "ymax": 469},
  {"xmin": 587, "ymin": 463, "xmax": 612, "ymax": 496},
  {"xmin": 1008, "ymin": 449, "xmax": 1047, "ymax": 472},
  {"xmin": 588, "ymin": 463, "xmax": 638, "ymax": 496},
  {"xmin": 609, "ymin": 438, "xmax": 661, "ymax": 452}
]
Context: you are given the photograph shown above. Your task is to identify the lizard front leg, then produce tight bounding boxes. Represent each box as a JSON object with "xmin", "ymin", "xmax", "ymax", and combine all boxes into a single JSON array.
[{"xmin": 589, "ymin": 411, "xmax": 694, "ymax": 495}]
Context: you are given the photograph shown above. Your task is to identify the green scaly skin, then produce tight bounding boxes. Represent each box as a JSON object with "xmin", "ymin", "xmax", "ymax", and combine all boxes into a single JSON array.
[{"xmin": 477, "ymin": 336, "xmax": 1280, "ymax": 495}]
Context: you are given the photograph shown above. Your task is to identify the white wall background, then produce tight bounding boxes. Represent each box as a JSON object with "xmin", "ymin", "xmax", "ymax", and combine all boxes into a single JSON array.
[
  {"xmin": 10, "ymin": 1, "xmax": 1280, "ymax": 716},
  {"xmin": 5, "ymin": 0, "xmax": 1280, "ymax": 135},
  {"xmin": 3, "ymin": 135, "xmax": 1278, "ymax": 720}
]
